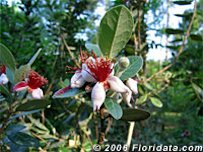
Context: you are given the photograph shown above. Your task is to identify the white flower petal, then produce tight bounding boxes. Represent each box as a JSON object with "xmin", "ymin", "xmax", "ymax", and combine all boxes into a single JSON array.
[
  {"xmin": 71, "ymin": 70, "xmax": 86, "ymax": 88},
  {"xmin": 0, "ymin": 73, "xmax": 9, "ymax": 85},
  {"xmin": 81, "ymin": 64, "xmax": 96, "ymax": 82},
  {"xmin": 126, "ymin": 78, "xmax": 138, "ymax": 94},
  {"xmin": 91, "ymin": 82, "xmax": 106, "ymax": 111},
  {"xmin": 31, "ymin": 88, "xmax": 44, "ymax": 99},
  {"xmin": 122, "ymin": 88, "xmax": 132, "ymax": 106},
  {"xmin": 107, "ymin": 76, "xmax": 128, "ymax": 93}
]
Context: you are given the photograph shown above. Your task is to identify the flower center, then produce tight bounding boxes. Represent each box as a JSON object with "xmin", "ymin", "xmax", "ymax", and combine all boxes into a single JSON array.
[
  {"xmin": 27, "ymin": 71, "xmax": 48, "ymax": 89},
  {"xmin": 86, "ymin": 57, "xmax": 113, "ymax": 82}
]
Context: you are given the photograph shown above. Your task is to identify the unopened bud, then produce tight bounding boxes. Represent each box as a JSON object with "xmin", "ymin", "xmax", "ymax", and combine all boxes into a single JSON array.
[{"xmin": 119, "ymin": 57, "xmax": 130, "ymax": 68}]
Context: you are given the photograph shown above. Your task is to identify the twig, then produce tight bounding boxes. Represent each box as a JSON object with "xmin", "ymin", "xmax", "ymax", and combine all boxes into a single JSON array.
[
  {"xmin": 61, "ymin": 35, "xmax": 80, "ymax": 68},
  {"xmin": 146, "ymin": 0, "xmax": 197, "ymax": 82}
]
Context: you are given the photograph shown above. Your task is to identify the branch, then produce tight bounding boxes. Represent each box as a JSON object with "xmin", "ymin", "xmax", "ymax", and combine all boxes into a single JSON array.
[
  {"xmin": 61, "ymin": 35, "xmax": 80, "ymax": 68},
  {"xmin": 146, "ymin": 0, "xmax": 197, "ymax": 82}
]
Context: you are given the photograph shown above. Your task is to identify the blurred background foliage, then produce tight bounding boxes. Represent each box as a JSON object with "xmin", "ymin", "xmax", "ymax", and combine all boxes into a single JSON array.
[{"xmin": 0, "ymin": 0, "xmax": 203, "ymax": 151}]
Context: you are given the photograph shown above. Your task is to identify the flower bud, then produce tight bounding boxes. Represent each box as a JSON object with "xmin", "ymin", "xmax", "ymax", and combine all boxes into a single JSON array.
[
  {"xmin": 32, "ymin": 88, "xmax": 44, "ymax": 99},
  {"xmin": 126, "ymin": 78, "xmax": 138, "ymax": 94},
  {"xmin": 91, "ymin": 82, "xmax": 106, "ymax": 111},
  {"xmin": 0, "ymin": 73, "xmax": 9, "ymax": 85},
  {"xmin": 119, "ymin": 57, "xmax": 130, "ymax": 68}
]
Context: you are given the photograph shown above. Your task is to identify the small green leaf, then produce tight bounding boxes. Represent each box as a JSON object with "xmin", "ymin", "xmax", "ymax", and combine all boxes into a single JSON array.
[
  {"xmin": 120, "ymin": 56, "xmax": 143, "ymax": 80},
  {"xmin": 104, "ymin": 98, "xmax": 123, "ymax": 120},
  {"xmin": 121, "ymin": 108, "xmax": 150, "ymax": 121},
  {"xmin": 0, "ymin": 43, "xmax": 16, "ymax": 73},
  {"xmin": 28, "ymin": 48, "xmax": 42, "ymax": 66},
  {"xmin": 14, "ymin": 64, "xmax": 31, "ymax": 83},
  {"xmin": 6, "ymin": 68, "xmax": 14, "ymax": 84},
  {"xmin": 136, "ymin": 94, "xmax": 148, "ymax": 105},
  {"xmin": 53, "ymin": 88, "xmax": 83, "ymax": 99},
  {"xmin": 85, "ymin": 42, "xmax": 102, "ymax": 56},
  {"xmin": 98, "ymin": 5, "xmax": 134, "ymax": 58},
  {"xmin": 190, "ymin": 34, "xmax": 203, "ymax": 41},
  {"xmin": 165, "ymin": 28, "xmax": 184, "ymax": 34},
  {"xmin": 173, "ymin": 0, "xmax": 193, "ymax": 5},
  {"xmin": 16, "ymin": 99, "xmax": 51, "ymax": 111},
  {"xmin": 150, "ymin": 97, "xmax": 163, "ymax": 108},
  {"xmin": 192, "ymin": 83, "xmax": 203, "ymax": 101}
]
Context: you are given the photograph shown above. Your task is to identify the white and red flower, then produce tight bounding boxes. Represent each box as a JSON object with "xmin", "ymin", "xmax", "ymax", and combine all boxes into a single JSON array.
[
  {"xmin": 13, "ymin": 70, "xmax": 47, "ymax": 99},
  {"xmin": 54, "ymin": 51, "xmax": 133, "ymax": 111},
  {"xmin": 0, "ymin": 65, "xmax": 9, "ymax": 85}
]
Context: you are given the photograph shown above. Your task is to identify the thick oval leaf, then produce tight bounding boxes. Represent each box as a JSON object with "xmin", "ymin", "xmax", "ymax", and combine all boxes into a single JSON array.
[
  {"xmin": 98, "ymin": 5, "xmax": 134, "ymax": 58},
  {"xmin": 16, "ymin": 99, "xmax": 51, "ymax": 111},
  {"xmin": 190, "ymin": 34, "xmax": 203, "ymax": 41},
  {"xmin": 7, "ymin": 132, "xmax": 39, "ymax": 147},
  {"xmin": 150, "ymin": 97, "xmax": 163, "ymax": 108},
  {"xmin": 120, "ymin": 56, "xmax": 143, "ymax": 80},
  {"xmin": 0, "ymin": 43, "xmax": 16, "ymax": 73},
  {"xmin": 85, "ymin": 42, "xmax": 102, "ymax": 56},
  {"xmin": 14, "ymin": 64, "xmax": 31, "ymax": 83},
  {"xmin": 165, "ymin": 28, "xmax": 184, "ymax": 35},
  {"xmin": 136, "ymin": 94, "xmax": 148, "ymax": 105},
  {"xmin": 173, "ymin": 0, "xmax": 193, "ymax": 5},
  {"xmin": 53, "ymin": 87, "xmax": 83, "ymax": 99},
  {"xmin": 121, "ymin": 108, "xmax": 150, "ymax": 121},
  {"xmin": 104, "ymin": 98, "xmax": 123, "ymax": 120}
]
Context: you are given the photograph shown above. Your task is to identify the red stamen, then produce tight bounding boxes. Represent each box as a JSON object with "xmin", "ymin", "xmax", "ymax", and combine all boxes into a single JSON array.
[
  {"xmin": 27, "ymin": 71, "xmax": 48, "ymax": 89},
  {"xmin": 86, "ymin": 57, "xmax": 113, "ymax": 82},
  {"xmin": 0, "ymin": 65, "xmax": 6, "ymax": 74}
]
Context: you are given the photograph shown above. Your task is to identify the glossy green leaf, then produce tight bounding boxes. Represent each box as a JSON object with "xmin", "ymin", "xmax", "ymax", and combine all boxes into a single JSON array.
[
  {"xmin": 6, "ymin": 67, "xmax": 14, "ymax": 84},
  {"xmin": 121, "ymin": 108, "xmax": 150, "ymax": 121},
  {"xmin": 7, "ymin": 132, "xmax": 39, "ymax": 148},
  {"xmin": 136, "ymin": 94, "xmax": 148, "ymax": 105},
  {"xmin": 85, "ymin": 42, "xmax": 102, "ymax": 56},
  {"xmin": 16, "ymin": 99, "xmax": 51, "ymax": 111},
  {"xmin": 165, "ymin": 28, "xmax": 184, "ymax": 34},
  {"xmin": 104, "ymin": 98, "xmax": 123, "ymax": 120},
  {"xmin": 190, "ymin": 34, "xmax": 203, "ymax": 41},
  {"xmin": 0, "ymin": 85, "xmax": 10, "ymax": 96},
  {"xmin": 98, "ymin": 5, "xmax": 134, "ymax": 58},
  {"xmin": 0, "ymin": 43, "xmax": 16, "ymax": 73},
  {"xmin": 173, "ymin": 0, "xmax": 193, "ymax": 5},
  {"xmin": 28, "ymin": 48, "xmax": 42, "ymax": 65},
  {"xmin": 192, "ymin": 83, "xmax": 203, "ymax": 101},
  {"xmin": 120, "ymin": 56, "xmax": 143, "ymax": 80},
  {"xmin": 150, "ymin": 97, "xmax": 163, "ymax": 108},
  {"xmin": 14, "ymin": 64, "xmax": 31, "ymax": 83}
]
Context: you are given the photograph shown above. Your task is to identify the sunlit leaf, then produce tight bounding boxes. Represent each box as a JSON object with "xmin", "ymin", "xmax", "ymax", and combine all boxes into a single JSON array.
[
  {"xmin": 150, "ymin": 97, "xmax": 163, "ymax": 108},
  {"xmin": 0, "ymin": 43, "xmax": 16, "ymax": 73},
  {"xmin": 85, "ymin": 42, "xmax": 102, "ymax": 56},
  {"xmin": 136, "ymin": 94, "xmax": 148, "ymax": 105},
  {"xmin": 98, "ymin": 5, "xmax": 134, "ymax": 58},
  {"xmin": 28, "ymin": 48, "xmax": 42, "ymax": 66},
  {"xmin": 14, "ymin": 64, "xmax": 31, "ymax": 83}
]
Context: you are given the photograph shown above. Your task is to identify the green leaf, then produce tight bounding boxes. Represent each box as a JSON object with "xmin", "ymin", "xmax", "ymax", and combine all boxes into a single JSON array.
[
  {"xmin": 165, "ymin": 28, "xmax": 184, "ymax": 35},
  {"xmin": 173, "ymin": 0, "xmax": 193, "ymax": 5},
  {"xmin": 136, "ymin": 94, "xmax": 148, "ymax": 105},
  {"xmin": 0, "ymin": 85, "xmax": 10, "ymax": 96},
  {"xmin": 190, "ymin": 34, "xmax": 203, "ymax": 41},
  {"xmin": 104, "ymin": 98, "xmax": 123, "ymax": 120},
  {"xmin": 16, "ymin": 99, "xmax": 51, "ymax": 111},
  {"xmin": 28, "ymin": 48, "xmax": 42, "ymax": 66},
  {"xmin": 121, "ymin": 108, "xmax": 150, "ymax": 121},
  {"xmin": 7, "ymin": 132, "xmax": 39, "ymax": 148},
  {"xmin": 150, "ymin": 97, "xmax": 163, "ymax": 108},
  {"xmin": 98, "ymin": 5, "xmax": 134, "ymax": 58},
  {"xmin": 0, "ymin": 43, "xmax": 16, "ymax": 73},
  {"xmin": 14, "ymin": 64, "xmax": 31, "ymax": 83},
  {"xmin": 192, "ymin": 83, "xmax": 203, "ymax": 101},
  {"xmin": 120, "ymin": 56, "xmax": 143, "ymax": 80},
  {"xmin": 6, "ymin": 68, "xmax": 14, "ymax": 84},
  {"xmin": 53, "ymin": 88, "xmax": 83, "ymax": 99},
  {"xmin": 85, "ymin": 42, "xmax": 102, "ymax": 56}
]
